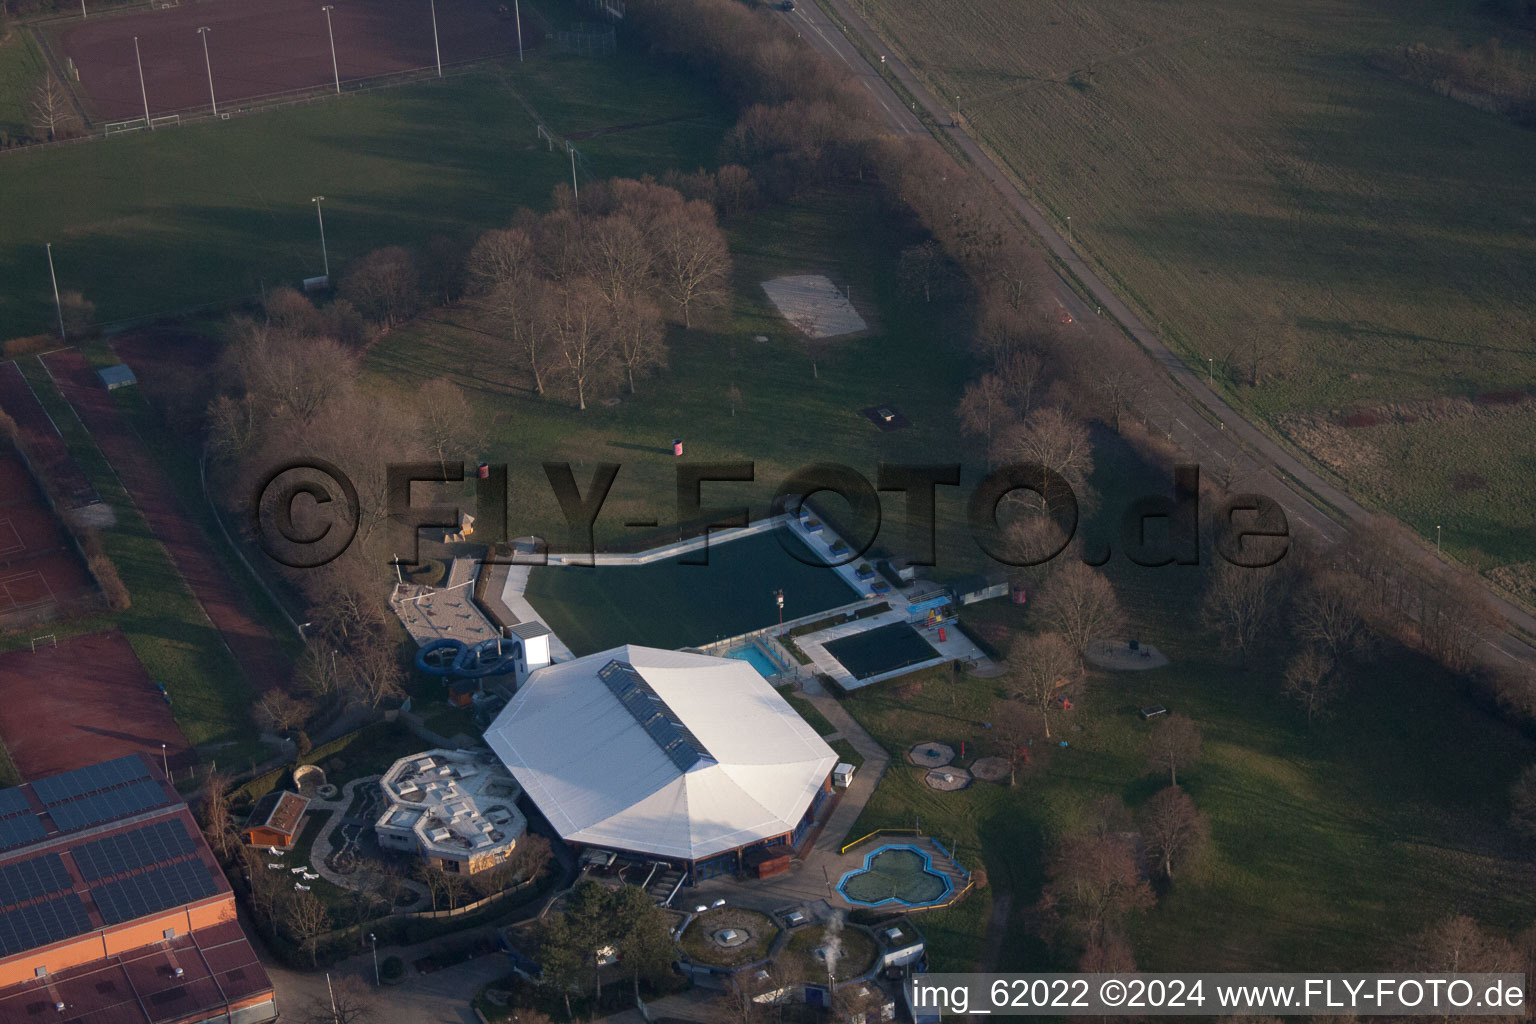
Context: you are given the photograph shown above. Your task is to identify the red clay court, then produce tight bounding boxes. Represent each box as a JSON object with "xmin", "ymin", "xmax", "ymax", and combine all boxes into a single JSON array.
[
  {"xmin": 0, "ymin": 443, "xmax": 97, "ymax": 628},
  {"xmin": 52, "ymin": 0, "xmax": 527, "ymax": 123},
  {"xmin": 0, "ymin": 630, "xmax": 191, "ymax": 780}
]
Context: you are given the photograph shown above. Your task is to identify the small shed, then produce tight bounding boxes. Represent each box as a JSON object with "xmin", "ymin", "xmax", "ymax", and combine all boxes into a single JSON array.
[
  {"xmin": 241, "ymin": 790, "xmax": 311, "ymax": 849},
  {"xmin": 97, "ymin": 365, "xmax": 137, "ymax": 391},
  {"xmin": 952, "ymin": 572, "xmax": 1009, "ymax": 606},
  {"xmin": 833, "ymin": 762, "xmax": 856, "ymax": 788}
]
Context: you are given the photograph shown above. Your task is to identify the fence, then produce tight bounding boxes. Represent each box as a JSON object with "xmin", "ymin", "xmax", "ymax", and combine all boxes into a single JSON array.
[{"xmin": 839, "ymin": 827, "xmax": 921, "ymax": 856}]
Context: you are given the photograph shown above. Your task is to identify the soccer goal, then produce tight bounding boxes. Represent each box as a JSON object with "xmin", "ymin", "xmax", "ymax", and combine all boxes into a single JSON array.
[
  {"xmin": 536, "ymin": 123, "xmax": 555, "ymax": 151},
  {"xmin": 149, "ymin": 114, "xmax": 181, "ymax": 129},
  {"xmin": 29, "ymin": 635, "xmax": 56, "ymax": 652},
  {"xmin": 104, "ymin": 118, "xmax": 146, "ymax": 136}
]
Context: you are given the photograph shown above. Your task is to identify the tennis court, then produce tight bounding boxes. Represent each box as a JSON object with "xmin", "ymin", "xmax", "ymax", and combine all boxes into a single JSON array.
[
  {"xmin": 823, "ymin": 622, "xmax": 940, "ymax": 681},
  {"xmin": 524, "ymin": 529, "xmax": 861, "ymax": 656}
]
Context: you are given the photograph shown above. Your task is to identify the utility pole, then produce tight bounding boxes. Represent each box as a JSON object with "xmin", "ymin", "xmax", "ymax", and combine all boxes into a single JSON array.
[
  {"xmin": 133, "ymin": 36, "xmax": 151, "ymax": 128},
  {"xmin": 322, "ymin": 5, "xmax": 340, "ymax": 94},
  {"xmin": 567, "ymin": 142, "xmax": 578, "ymax": 201},
  {"xmin": 514, "ymin": 0, "xmax": 524, "ymax": 62},
  {"xmin": 197, "ymin": 27, "xmax": 218, "ymax": 116},
  {"xmin": 45, "ymin": 244, "xmax": 65, "ymax": 341}
]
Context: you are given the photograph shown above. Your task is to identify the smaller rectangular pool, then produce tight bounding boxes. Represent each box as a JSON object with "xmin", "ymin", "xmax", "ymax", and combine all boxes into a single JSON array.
[
  {"xmin": 726, "ymin": 645, "xmax": 780, "ymax": 679},
  {"xmin": 824, "ymin": 622, "xmax": 940, "ymax": 680}
]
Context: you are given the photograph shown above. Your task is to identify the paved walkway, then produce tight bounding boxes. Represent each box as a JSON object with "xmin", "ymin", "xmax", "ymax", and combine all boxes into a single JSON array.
[{"xmin": 299, "ymin": 775, "xmax": 430, "ymax": 910}]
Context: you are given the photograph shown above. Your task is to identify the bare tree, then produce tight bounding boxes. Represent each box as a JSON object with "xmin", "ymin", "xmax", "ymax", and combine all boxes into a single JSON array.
[
  {"xmin": 417, "ymin": 378, "xmax": 480, "ymax": 476},
  {"xmin": 1093, "ymin": 368, "xmax": 1146, "ymax": 432},
  {"xmin": 340, "ymin": 246, "xmax": 421, "ymax": 327},
  {"xmin": 1039, "ymin": 832, "xmax": 1154, "ymax": 944},
  {"xmin": 29, "ymin": 73, "xmax": 81, "ymax": 140},
  {"xmin": 993, "ymin": 700, "xmax": 1047, "ymax": 786},
  {"xmin": 59, "ymin": 290, "xmax": 95, "ymax": 339},
  {"xmin": 1412, "ymin": 915, "xmax": 1522, "ymax": 975},
  {"xmin": 652, "ymin": 202, "xmax": 731, "ymax": 327},
  {"xmin": 1140, "ymin": 786, "xmax": 1209, "ymax": 880},
  {"xmin": 1511, "ymin": 764, "xmax": 1536, "ymax": 840},
  {"xmin": 295, "ymin": 974, "xmax": 377, "ymax": 1024},
  {"xmin": 995, "ymin": 349, "xmax": 1045, "ymax": 414},
  {"xmin": 583, "ymin": 213, "xmax": 654, "ymax": 305},
  {"xmin": 611, "ymin": 292, "xmax": 667, "ymax": 394},
  {"xmin": 466, "ymin": 226, "xmax": 536, "ymax": 294},
  {"xmin": 955, "ymin": 375, "xmax": 1010, "ymax": 462},
  {"xmin": 897, "ymin": 240, "xmax": 944, "ymax": 302},
  {"xmin": 996, "ymin": 406, "xmax": 1095, "ymax": 512},
  {"xmin": 543, "ymin": 277, "xmax": 618, "ymax": 410},
  {"xmin": 1201, "ymin": 562, "xmax": 1283, "ymax": 664},
  {"xmin": 1036, "ymin": 561, "xmax": 1127, "ymax": 662},
  {"xmin": 253, "ymin": 690, "xmax": 316, "ymax": 734},
  {"xmin": 1293, "ymin": 569, "xmax": 1371, "ymax": 661},
  {"xmin": 242, "ymin": 847, "xmax": 283, "ymax": 933},
  {"xmin": 486, "ymin": 276, "xmax": 556, "ymax": 396},
  {"xmin": 342, "ymin": 643, "xmax": 406, "ymax": 709},
  {"xmin": 1281, "ymin": 647, "xmax": 1343, "ymax": 725},
  {"xmin": 1146, "ymin": 714, "xmax": 1201, "ymax": 787},
  {"xmin": 1006, "ymin": 631, "xmax": 1077, "ymax": 738},
  {"xmin": 198, "ymin": 771, "xmax": 238, "ymax": 862},
  {"xmin": 286, "ymin": 889, "xmax": 330, "ymax": 966}
]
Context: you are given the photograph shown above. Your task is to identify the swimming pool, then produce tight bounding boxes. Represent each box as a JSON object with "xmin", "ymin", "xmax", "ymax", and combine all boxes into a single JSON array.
[
  {"xmin": 837, "ymin": 844, "xmax": 953, "ymax": 908},
  {"xmin": 726, "ymin": 645, "xmax": 781, "ymax": 679}
]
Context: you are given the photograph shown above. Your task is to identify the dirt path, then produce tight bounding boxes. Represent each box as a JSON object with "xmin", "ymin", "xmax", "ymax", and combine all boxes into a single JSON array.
[
  {"xmin": 39, "ymin": 349, "xmax": 292, "ymax": 692},
  {"xmin": 978, "ymin": 890, "xmax": 1014, "ymax": 972}
]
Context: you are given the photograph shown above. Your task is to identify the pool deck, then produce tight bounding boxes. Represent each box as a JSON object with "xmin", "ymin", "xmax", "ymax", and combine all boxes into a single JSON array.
[{"xmin": 797, "ymin": 612, "xmax": 991, "ymax": 691}]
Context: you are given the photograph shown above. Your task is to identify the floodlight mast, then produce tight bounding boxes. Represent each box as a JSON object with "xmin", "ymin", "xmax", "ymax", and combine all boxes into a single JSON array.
[
  {"xmin": 197, "ymin": 27, "xmax": 218, "ymax": 116},
  {"xmin": 45, "ymin": 244, "xmax": 65, "ymax": 341},
  {"xmin": 311, "ymin": 196, "xmax": 330, "ymax": 279},
  {"xmin": 133, "ymin": 36, "xmax": 151, "ymax": 128},
  {"xmin": 322, "ymin": 6, "xmax": 340, "ymax": 95},
  {"xmin": 429, "ymin": 0, "xmax": 442, "ymax": 77}
]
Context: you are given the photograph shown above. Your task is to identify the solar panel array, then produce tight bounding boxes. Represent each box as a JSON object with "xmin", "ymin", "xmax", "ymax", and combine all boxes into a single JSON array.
[
  {"xmin": 0, "ymin": 789, "xmax": 29, "ymax": 819},
  {"xmin": 0, "ymin": 893, "xmax": 93, "ymax": 958},
  {"xmin": 599, "ymin": 659, "xmax": 716, "ymax": 773},
  {"xmin": 47, "ymin": 779, "xmax": 168, "ymax": 833},
  {"xmin": 0, "ymin": 814, "xmax": 44, "ymax": 852},
  {"xmin": 72, "ymin": 820, "xmax": 196, "ymax": 883},
  {"xmin": 0, "ymin": 854, "xmax": 71, "ymax": 908},
  {"xmin": 92, "ymin": 861, "xmax": 219, "ymax": 927},
  {"xmin": 31, "ymin": 756, "xmax": 150, "ymax": 805}
]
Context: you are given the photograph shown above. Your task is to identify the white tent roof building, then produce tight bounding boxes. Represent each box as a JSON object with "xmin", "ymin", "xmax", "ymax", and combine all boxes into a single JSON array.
[{"xmin": 484, "ymin": 645, "xmax": 838, "ymax": 866}]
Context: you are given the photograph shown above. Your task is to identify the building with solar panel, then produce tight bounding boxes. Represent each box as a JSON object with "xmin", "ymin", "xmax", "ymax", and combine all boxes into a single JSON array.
[
  {"xmin": 483, "ymin": 646, "xmax": 838, "ymax": 882},
  {"xmin": 0, "ymin": 754, "xmax": 276, "ymax": 1024}
]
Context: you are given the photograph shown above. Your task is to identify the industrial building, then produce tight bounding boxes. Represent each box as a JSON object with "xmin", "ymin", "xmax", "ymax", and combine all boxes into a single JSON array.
[
  {"xmin": 0, "ymin": 754, "xmax": 275, "ymax": 1024},
  {"xmin": 484, "ymin": 645, "xmax": 838, "ymax": 880}
]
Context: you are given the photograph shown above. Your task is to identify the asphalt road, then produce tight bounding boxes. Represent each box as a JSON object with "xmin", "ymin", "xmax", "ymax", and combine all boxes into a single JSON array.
[{"xmin": 784, "ymin": 0, "xmax": 1536, "ymax": 671}]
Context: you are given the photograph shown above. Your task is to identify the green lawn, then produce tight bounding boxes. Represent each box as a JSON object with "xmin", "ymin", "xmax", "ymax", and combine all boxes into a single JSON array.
[
  {"xmin": 0, "ymin": 28, "xmax": 43, "ymax": 142},
  {"xmin": 11, "ymin": 359, "xmax": 263, "ymax": 761},
  {"xmin": 0, "ymin": 46, "xmax": 730, "ymax": 334},
  {"xmin": 855, "ymin": 0, "xmax": 1536, "ymax": 573},
  {"xmin": 524, "ymin": 531, "xmax": 861, "ymax": 655},
  {"xmin": 782, "ymin": 689, "xmax": 838, "ymax": 737}
]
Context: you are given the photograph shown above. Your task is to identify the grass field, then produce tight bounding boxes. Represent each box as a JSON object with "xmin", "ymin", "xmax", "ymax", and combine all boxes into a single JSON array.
[
  {"xmin": 853, "ymin": 0, "xmax": 1536, "ymax": 573},
  {"xmin": 524, "ymin": 531, "xmax": 860, "ymax": 655},
  {"xmin": 9, "ymin": 359, "xmax": 265, "ymax": 764},
  {"xmin": 837, "ymin": 428, "xmax": 1536, "ymax": 970},
  {"xmin": 0, "ymin": 29, "xmax": 44, "ymax": 142},
  {"xmin": 0, "ymin": 46, "xmax": 730, "ymax": 333}
]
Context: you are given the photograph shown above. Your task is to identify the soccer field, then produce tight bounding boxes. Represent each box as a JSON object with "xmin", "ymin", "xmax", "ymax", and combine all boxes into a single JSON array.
[
  {"xmin": 524, "ymin": 529, "xmax": 864, "ymax": 656},
  {"xmin": 0, "ymin": 52, "xmax": 730, "ymax": 334}
]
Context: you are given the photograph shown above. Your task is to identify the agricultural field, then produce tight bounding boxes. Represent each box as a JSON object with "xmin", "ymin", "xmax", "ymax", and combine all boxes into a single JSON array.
[
  {"xmin": 0, "ymin": 47, "xmax": 730, "ymax": 334},
  {"xmin": 851, "ymin": 0, "xmax": 1536, "ymax": 574}
]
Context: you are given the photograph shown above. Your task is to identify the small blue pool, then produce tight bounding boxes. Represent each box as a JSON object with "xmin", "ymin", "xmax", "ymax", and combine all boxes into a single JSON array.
[
  {"xmin": 838, "ymin": 844, "xmax": 953, "ymax": 908},
  {"xmin": 727, "ymin": 645, "xmax": 780, "ymax": 679}
]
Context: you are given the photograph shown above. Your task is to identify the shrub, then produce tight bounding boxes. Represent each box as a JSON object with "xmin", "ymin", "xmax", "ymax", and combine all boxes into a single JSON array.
[{"xmin": 380, "ymin": 955, "xmax": 405, "ymax": 982}]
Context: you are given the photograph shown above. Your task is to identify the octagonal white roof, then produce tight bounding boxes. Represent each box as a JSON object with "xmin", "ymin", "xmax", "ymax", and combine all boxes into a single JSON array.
[{"xmin": 483, "ymin": 645, "xmax": 837, "ymax": 862}]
